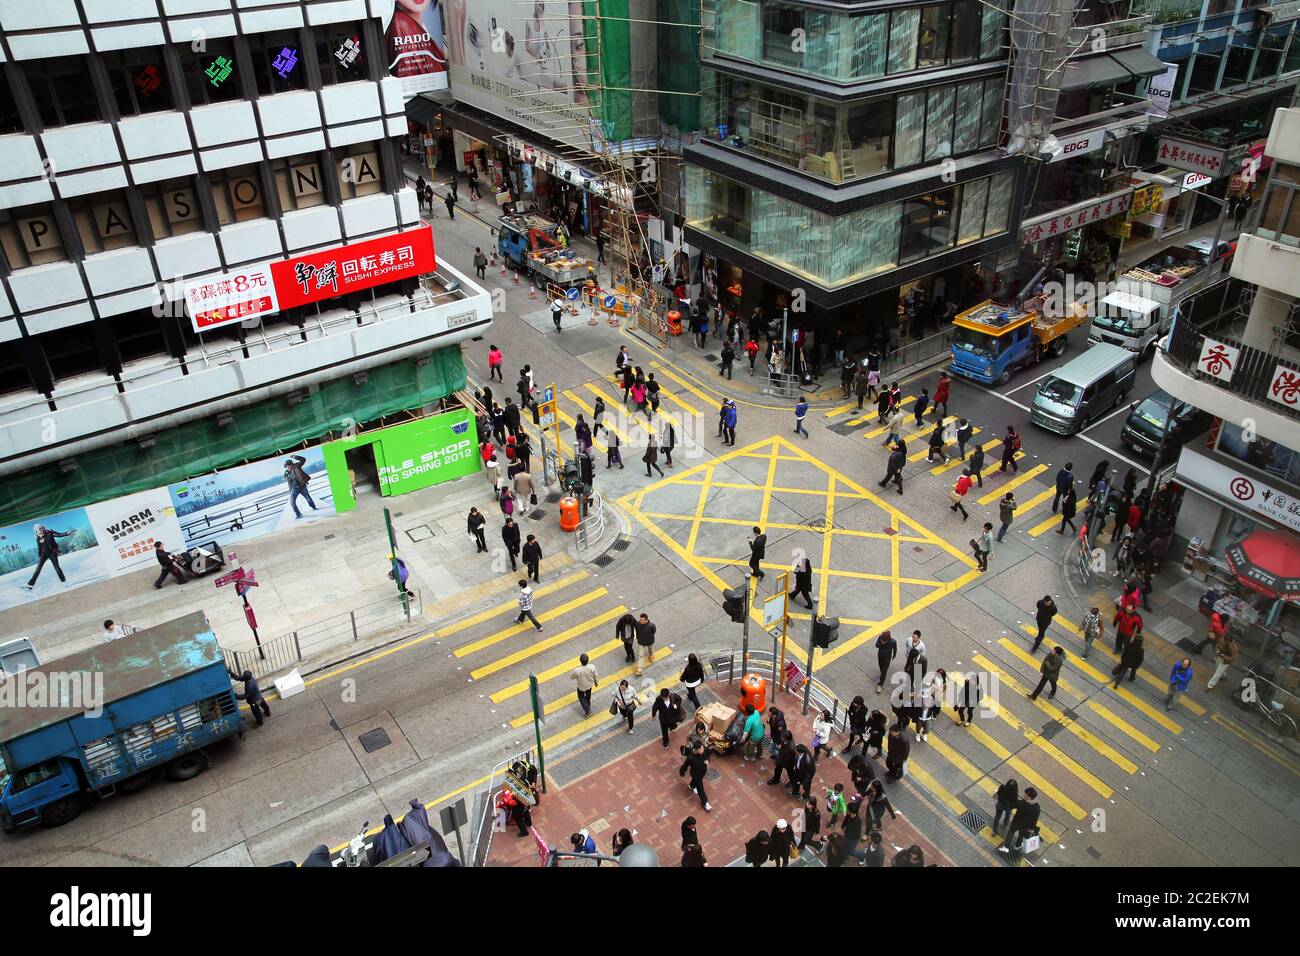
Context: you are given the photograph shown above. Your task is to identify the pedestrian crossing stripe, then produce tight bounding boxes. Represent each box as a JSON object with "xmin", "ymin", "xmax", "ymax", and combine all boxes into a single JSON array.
[
  {"xmin": 825, "ymin": 400, "xmax": 860, "ymax": 418},
  {"xmin": 491, "ymin": 638, "xmax": 639, "ymax": 703},
  {"xmin": 1039, "ymin": 615, "xmax": 1206, "ymax": 717},
  {"xmin": 973, "ymin": 653, "xmax": 1152, "ymax": 761},
  {"xmin": 470, "ymin": 606, "xmax": 630, "ymax": 681},
  {"xmin": 975, "ymin": 464, "xmax": 1048, "ymax": 506},
  {"xmin": 507, "ymin": 649, "xmax": 676, "ymax": 727},
  {"xmin": 906, "ymin": 423, "xmax": 982, "ymax": 463},
  {"xmin": 1001, "ymin": 636, "xmax": 1183, "ymax": 734},
  {"xmin": 973, "ymin": 696, "xmax": 1115, "ymax": 798},
  {"xmin": 440, "ymin": 571, "xmax": 589, "ymax": 639},
  {"xmin": 1010, "ymin": 485, "xmax": 1059, "ymax": 519},
  {"xmin": 559, "ymin": 389, "xmax": 620, "ymax": 451},
  {"xmin": 584, "ymin": 382, "xmax": 661, "ymax": 438},
  {"xmin": 1026, "ymin": 497, "xmax": 1089, "ymax": 537},
  {"xmin": 646, "ymin": 362, "xmax": 709, "ymax": 417},
  {"xmin": 855, "ymin": 396, "xmax": 919, "ymax": 432},
  {"xmin": 929, "ymin": 440, "xmax": 1022, "ymax": 476},
  {"xmin": 954, "ymin": 716, "xmax": 1088, "ymax": 819},
  {"xmin": 455, "ymin": 589, "xmax": 608, "ymax": 658}
]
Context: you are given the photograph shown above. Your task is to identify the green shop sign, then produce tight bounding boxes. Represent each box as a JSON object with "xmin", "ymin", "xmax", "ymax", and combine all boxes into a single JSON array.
[{"xmin": 322, "ymin": 408, "xmax": 480, "ymax": 512}]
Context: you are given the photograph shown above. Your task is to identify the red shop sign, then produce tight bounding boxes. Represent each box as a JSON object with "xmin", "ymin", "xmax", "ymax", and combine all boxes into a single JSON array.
[{"xmin": 270, "ymin": 225, "xmax": 436, "ymax": 310}]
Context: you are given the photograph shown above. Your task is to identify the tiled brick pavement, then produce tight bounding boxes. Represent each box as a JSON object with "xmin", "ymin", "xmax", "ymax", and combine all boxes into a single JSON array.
[{"xmin": 488, "ymin": 681, "xmax": 959, "ymax": 867}]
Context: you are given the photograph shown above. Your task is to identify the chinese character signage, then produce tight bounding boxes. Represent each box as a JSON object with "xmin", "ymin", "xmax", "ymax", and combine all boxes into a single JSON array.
[
  {"xmin": 1131, "ymin": 184, "xmax": 1164, "ymax": 215},
  {"xmin": 183, "ymin": 264, "xmax": 279, "ymax": 333},
  {"xmin": 270, "ymin": 225, "xmax": 436, "ymax": 310},
  {"xmin": 205, "ymin": 55, "xmax": 235, "ymax": 88},
  {"xmin": 1176, "ymin": 448, "xmax": 1300, "ymax": 538},
  {"xmin": 1157, "ymin": 137, "xmax": 1227, "ymax": 177},
  {"xmin": 1197, "ymin": 337, "xmax": 1239, "ymax": 382},
  {"xmin": 272, "ymin": 47, "xmax": 299, "ymax": 78},
  {"xmin": 1020, "ymin": 190, "xmax": 1134, "ymax": 245},
  {"xmin": 1270, "ymin": 364, "xmax": 1300, "ymax": 409}
]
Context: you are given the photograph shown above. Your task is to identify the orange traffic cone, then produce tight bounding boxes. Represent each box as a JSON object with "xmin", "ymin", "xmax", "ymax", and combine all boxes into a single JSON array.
[
  {"xmin": 528, "ymin": 284, "xmax": 537, "ymax": 300},
  {"xmin": 512, "ymin": 270, "xmax": 520, "ymax": 286}
]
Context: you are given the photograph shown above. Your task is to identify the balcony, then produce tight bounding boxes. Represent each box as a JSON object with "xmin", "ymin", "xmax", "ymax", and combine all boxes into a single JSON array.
[{"xmin": 1154, "ymin": 277, "xmax": 1300, "ymax": 445}]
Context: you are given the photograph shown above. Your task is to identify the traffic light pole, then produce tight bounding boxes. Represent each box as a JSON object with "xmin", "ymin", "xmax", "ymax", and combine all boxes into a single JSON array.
[
  {"xmin": 741, "ymin": 580, "xmax": 750, "ymax": 679},
  {"xmin": 776, "ymin": 571, "xmax": 790, "ymax": 690},
  {"xmin": 802, "ymin": 601, "xmax": 820, "ymax": 715}
]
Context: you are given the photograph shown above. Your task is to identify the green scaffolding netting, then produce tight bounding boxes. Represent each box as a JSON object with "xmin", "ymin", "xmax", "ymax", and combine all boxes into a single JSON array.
[
  {"xmin": 587, "ymin": 0, "xmax": 634, "ymax": 142},
  {"xmin": 0, "ymin": 347, "xmax": 467, "ymax": 527},
  {"xmin": 657, "ymin": 0, "xmax": 701, "ymax": 132}
]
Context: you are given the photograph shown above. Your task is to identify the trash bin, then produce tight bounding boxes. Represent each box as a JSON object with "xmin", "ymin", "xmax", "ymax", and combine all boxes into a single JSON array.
[
  {"xmin": 559, "ymin": 495, "xmax": 581, "ymax": 532},
  {"xmin": 739, "ymin": 673, "xmax": 767, "ymax": 713},
  {"xmin": 667, "ymin": 310, "xmax": 683, "ymax": 335}
]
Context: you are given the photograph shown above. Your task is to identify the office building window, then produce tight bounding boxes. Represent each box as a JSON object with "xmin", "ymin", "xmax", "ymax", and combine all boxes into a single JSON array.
[
  {"xmin": 924, "ymin": 86, "xmax": 956, "ymax": 161},
  {"xmin": 980, "ymin": 6, "xmax": 1007, "ymax": 59},
  {"xmin": 981, "ymin": 78, "xmax": 1003, "ymax": 147},
  {"xmin": 983, "ymin": 171, "xmax": 1014, "ymax": 237},
  {"xmin": 318, "ymin": 22, "xmax": 367, "ymax": 86},
  {"xmin": 142, "ymin": 178, "xmax": 204, "ymax": 239},
  {"xmin": 25, "ymin": 57, "xmax": 101, "ymax": 127},
  {"xmin": 0, "ymin": 69, "xmax": 25, "ymax": 134},
  {"xmin": 104, "ymin": 49, "xmax": 174, "ymax": 116},
  {"xmin": 951, "ymin": 1, "xmax": 981, "ymax": 63},
  {"xmin": 0, "ymin": 203, "xmax": 66, "ymax": 268},
  {"xmin": 70, "ymin": 190, "xmax": 138, "ymax": 254},
  {"xmin": 179, "ymin": 39, "xmax": 244, "ymax": 106},
  {"xmin": 899, "ymin": 188, "xmax": 956, "ymax": 263},
  {"xmin": 916, "ymin": 5, "xmax": 951, "ymax": 68},
  {"xmin": 274, "ymin": 154, "xmax": 329, "ymax": 211},
  {"xmin": 249, "ymin": 30, "xmax": 310, "ymax": 95},
  {"xmin": 887, "ymin": 9, "xmax": 921, "ymax": 74},
  {"xmin": 210, "ymin": 165, "xmax": 267, "ymax": 224},
  {"xmin": 337, "ymin": 144, "xmax": 384, "ymax": 199}
]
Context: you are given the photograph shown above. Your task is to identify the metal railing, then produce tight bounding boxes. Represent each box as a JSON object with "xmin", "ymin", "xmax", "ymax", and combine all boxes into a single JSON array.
[
  {"xmin": 763, "ymin": 370, "xmax": 801, "ymax": 399},
  {"xmin": 708, "ymin": 650, "xmax": 853, "ymax": 735},
  {"xmin": 575, "ymin": 488, "xmax": 610, "ymax": 553},
  {"xmin": 883, "ymin": 327, "xmax": 956, "ymax": 377},
  {"xmin": 222, "ymin": 589, "xmax": 421, "ymax": 681},
  {"xmin": 1164, "ymin": 279, "xmax": 1300, "ymax": 425},
  {"xmin": 467, "ymin": 748, "xmax": 536, "ymax": 867}
]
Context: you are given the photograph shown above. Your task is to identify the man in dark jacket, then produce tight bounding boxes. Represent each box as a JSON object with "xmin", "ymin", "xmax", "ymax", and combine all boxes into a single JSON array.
[
  {"xmin": 502, "ymin": 398, "xmax": 521, "ymax": 438},
  {"xmin": 767, "ymin": 732, "xmax": 796, "ymax": 786},
  {"xmin": 748, "ymin": 526, "xmax": 766, "ymax": 579},
  {"xmin": 885, "ymin": 724, "xmax": 910, "ymax": 780},
  {"xmin": 1028, "ymin": 646, "xmax": 1065, "ymax": 700},
  {"xmin": 651, "ymin": 688, "xmax": 681, "ymax": 748},
  {"xmin": 875, "ymin": 631, "xmax": 897, "ymax": 692},
  {"xmin": 879, "ymin": 442, "xmax": 906, "ymax": 494},
  {"xmin": 1052, "ymin": 462, "xmax": 1074, "ymax": 513},
  {"xmin": 153, "ymin": 541, "xmax": 187, "ymax": 589},
  {"xmin": 501, "ymin": 517, "xmax": 521, "ymax": 570},
  {"xmin": 284, "ymin": 455, "xmax": 318, "ymax": 519},
  {"xmin": 788, "ymin": 744, "xmax": 816, "ymax": 799},
  {"xmin": 1032, "ymin": 595, "xmax": 1057, "ymax": 652},
  {"xmin": 616, "ymin": 612, "xmax": 638, "ymax": 662},
  {"xmin": 22, "ymin": 524, "xmax": 73, "ymax": 589},
  {"xmin": 720, "ymin": 342, "xmax": 735, "ymax": 379},
  {"xmin": 229, "ymin": 668, "xmax": 271, "ymax": 727},
  {"xmin": 678, "ymin": 741, "xmax": 712, "ymax": 811},
  {"xmin": 521, "ymin": 534, "xmax": 543, "ymax": 583},
  {"xmin": 788, "ymin": 555, "xmax": 814, "ymax": 609},
  {"xmin": 968, "ymin": 443, "xmax": 985, "ymax": 487},
  {"xmin": 768, "ymin": 819, "xmax": 795, "ymax": 868},
  {"xmin": 997, "ymin": 787, "xmax": 1041, "ymax": 857},
  {"xmin": 634, "ymin": 613, "xmax": 657, "ymax": 675},
  {"xmin": 745, "ymin": 830, "xmax": 770, "ymax": 867}
]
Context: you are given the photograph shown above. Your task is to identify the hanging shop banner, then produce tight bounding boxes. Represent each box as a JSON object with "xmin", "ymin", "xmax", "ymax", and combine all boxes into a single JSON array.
[
  {"xmin": 1269, "ymin": 364, "xmax": 1300, "ymax": 410},
  {"xmin": 1019, "ymin": 189, "xmax": 1134, "ymax": 244},
  {"xmin": 167, "ymin": 447, "xmax": 335, "ymax": 551},
  {"xmin": 1131, "ymin": 184, "xmax": 1165, "ymax": 215},
  {"xmin": 321, "ymin": 407, "xmax": 479, "ymax": 512},
  {"xmin": 1144, "ymin": 65, "xmax": 1179, "ymax": 117},
  {"xmin": 84, "ymin": 487, "xmax": 185, "ymax": 576},
  {"xmin": 1048, "ymin": 128, "xmax": 1104, "ymax": 164},
  {"xmin": 1157, "ymin": 137, "xmax": 1228, "ymax": 177},
  {"xmin": 270, "ymin": 225, "xmax": 437, "ymax": 310},
  {"xmin": 0, "ymin": 506, "xmax": 110, "ymax": 610},
  {"xmin": 184, "ymin": 263, "xmax": 279, "ymax": 333},
  {"xmin": 383, "ymin": 0, "xmax": 450, "ymax": 99}
]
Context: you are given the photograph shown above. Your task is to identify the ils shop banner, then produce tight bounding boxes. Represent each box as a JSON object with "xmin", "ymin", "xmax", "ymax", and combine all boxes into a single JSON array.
[
  {"xmin": 0, "ymin": 450, "xmax": 336, "ymax": 612},
  {"xmin": 381, "ymin": 0, "xmax": 450, "ymax": 99},
  {"xmin": 322, "ymin": 407, "xmax": 479, "ymax": 512}
]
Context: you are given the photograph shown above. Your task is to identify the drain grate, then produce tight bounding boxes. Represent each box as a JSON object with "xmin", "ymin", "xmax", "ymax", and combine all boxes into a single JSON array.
[
  {"xmin": 546, "ymin": 492, "xmax": 562, "ymax": 503},
  {"xmin": 324, "ymin": 533, "xmax": 335, "ymax": 540},
  {"xmin": 528, "ymin": 509, "xmax": 547, "ymax": 520},
  {"xmin": 1086, "ymin": 846, "xmax": 1102, "ymax": 860},
  {"xmin": 959, "ymin": 808, "xmax": 990, "ymax": 835},
  {"xmin": 704, "ymin": 353, "xmax": 719, "ymax": 362},
  {"xmin": 592, "ymin": 554, "xmax": 615, "ymax": 567},
  {"xmin": 358, "ymin": 728, "xmax": 391, "ymax": 753},
  {"xmin": 1040, "ymin": 719, "xmax": 1065, "ymax": 741},
  {"xmin": 611, "ymin": 537, "xmax": 631, "ymax": 551}
]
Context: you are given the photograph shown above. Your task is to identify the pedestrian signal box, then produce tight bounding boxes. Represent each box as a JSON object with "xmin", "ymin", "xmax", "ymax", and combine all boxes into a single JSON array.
[
  {"xmin": 812, "ymin": 616, "xmax": 839, "ymax": 648},
  {"xmin": 722, "ymin": 586, "xmax": 747, "ymax": 623}
]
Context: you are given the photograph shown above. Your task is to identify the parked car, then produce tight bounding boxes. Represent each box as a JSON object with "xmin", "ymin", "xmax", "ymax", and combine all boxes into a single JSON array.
[
  {"xmin": 1185, "ymin": 235, "xmax": 1236, "ymax": 266},
  {"xmin": 1120, "ymin": 388, "xmax": 1209, "ymax": 458}
]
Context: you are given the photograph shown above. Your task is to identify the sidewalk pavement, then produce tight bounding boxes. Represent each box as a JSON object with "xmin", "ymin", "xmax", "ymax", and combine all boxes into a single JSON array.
[
  {"xmin": 0, "ymin": 463, "xmax": 575, "ymax": 669},
  {"xmin": 487, "ymin": 680, "xmax": 977, "ymax": 867}
]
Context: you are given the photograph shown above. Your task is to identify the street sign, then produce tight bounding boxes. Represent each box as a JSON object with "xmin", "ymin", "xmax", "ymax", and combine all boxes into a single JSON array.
[
  {"xmin": 439, "ymin": 798, "xmax": 468, "ymax": 831},
  {"xmin": 565, "ymin": 287, "xmax": 579, "ymax": 301},
  {"xmin": 763, "ymin": 593, "xmax": 786, "ymax": 628},
  {"xmin": 214, "ymin": 567, "xmax": 246, "ymax": 588},
  {"xmin": 603, "ymin": 295, "xmax": 616, "ymax": 309},
  {"xmin": 538, "ymin": 399, "xmax": 557, "ymax": 429},
  {"xmin": 542, "ymin": 385, "xmax": 555, "ymax": 404}
]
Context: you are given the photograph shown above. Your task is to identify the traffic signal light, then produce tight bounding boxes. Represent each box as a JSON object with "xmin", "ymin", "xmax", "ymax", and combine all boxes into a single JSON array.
[
  {"xmin": 812, "ymin": 616, "xmax": 840, "ymax": 648},
  {"xmin": 722, "ymin": 586, "xmax": 747, "ymax": 624}
]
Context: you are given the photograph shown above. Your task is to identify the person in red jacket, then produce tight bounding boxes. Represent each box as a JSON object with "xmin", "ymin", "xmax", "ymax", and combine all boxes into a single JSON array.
[
  {"xmin": 949, "ymin": 470, "xmax": 973, "ymax": 520},
  {"xmin": 930, "ymin": 371, "xmax": 951, "ymax": 420},
  {"xmin": 1193, "ymin": 610, "xmax": 1228, "ymax": 656},
  {"xmin": 1112, "ymin": 606, "xmax": 1143, "ymax": 656}
]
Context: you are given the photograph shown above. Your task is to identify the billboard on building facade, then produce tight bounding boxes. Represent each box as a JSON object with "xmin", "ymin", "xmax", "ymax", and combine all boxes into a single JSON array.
[
  {"xmin": 84, "ymin": 488, "xmax": 185, "ymax": 576},
  {"xmin": 0, "ymin": 507, "xmax": 109, "ymax": 609},
  {"xmin": 442, "ymin": 0, "xmax": 595, "ymax": 149},
  {"xmin": 381, "ymin": 0, "xmax": 451, "ymax": 98}
]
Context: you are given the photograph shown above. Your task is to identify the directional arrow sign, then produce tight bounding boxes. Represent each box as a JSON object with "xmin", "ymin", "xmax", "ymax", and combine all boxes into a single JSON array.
[{"xmin": 214, "ymin": 568, "xmax": 247, "ymax": 588}]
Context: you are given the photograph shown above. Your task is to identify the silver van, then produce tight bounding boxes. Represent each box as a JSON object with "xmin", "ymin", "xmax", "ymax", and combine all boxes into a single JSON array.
[{"xmin": 1030, "ymin": 343, "xmax": 1137, "ymax": 435}]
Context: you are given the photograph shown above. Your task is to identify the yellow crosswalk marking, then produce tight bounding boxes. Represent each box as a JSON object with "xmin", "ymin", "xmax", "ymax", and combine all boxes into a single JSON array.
[
  {"xmin": 470, "ymin": 606, "xmax": 629, "ymax": 680},
  {"xmin": 647, "ymin": 362, "xmax": 709, "ymax": 416},
  {"xmin": 929, "ymin": 439, "xmax": 1003, "ymax": 476},
  {"xmin": 455, "ymin": 589, "xmax": 608, "ymax": 658},
  {"xmin": 976, "ymin": 464, "xmax": 1048, "ymax": 505},
  {"xmin": 439, "ymin": 571, "xmax": 588, "ymax": 638},
  {"xmin": 566, "ymin": 387, "xmax": 633, "ymax": 447},
  {"xmin": 979, "ymin": 695, "xmax": 1117, "ymax": 796},
  {"xmin": 905, "ymin": 418, "xmax": 962, "ymax": 461},
  {"xmin": 1012, "ymin": 485, "xmax": 1059, "ymax": 517},
  {"xmin": 508, "ymin": 649, "xmax": 676, "ymax": 727},
  {"xmin": 1002, "ymin": 636, "xmax": 1183, "ymax": 734},
  {"xmin": 958, "ymin": 715, "xmax": 1091, "ymax": 817},
  {"xmin": 492, "ymin": 638, "xmax": 624, "ymax": 702},
  {"xmin": 825, "ymin": 400, "xmax": 860, "ymax": 418},
  {"xmin": 906, "ymin": 757, "xmax": 970, "ymax": 817},
  {"xmin": 1028, "ymin": 497, "xmax": 1088, "ymax": 537},
  {"xmin": 855, "ymin": 396, "xmax": 917, "ymax": 432},
  {"xmin": 1042, "ymin": 616, "xmax": 1206, "ymax": 717}
]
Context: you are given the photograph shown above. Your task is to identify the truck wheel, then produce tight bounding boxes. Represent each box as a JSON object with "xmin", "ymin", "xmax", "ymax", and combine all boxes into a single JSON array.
[
  {"xmin": 41, "ymin": 795, "xmax": 84, "ymax": 828},
  {"xmin": 165, "ymin": 753, "xmax": 206, "ymax": 782},
  {"xmin": 1052, "ymin": 335, "xmax": 1067, "ymax": 357},
  {"xmin": 998, "ymin": 368, "xmax": 1012, "ymax": 385}
]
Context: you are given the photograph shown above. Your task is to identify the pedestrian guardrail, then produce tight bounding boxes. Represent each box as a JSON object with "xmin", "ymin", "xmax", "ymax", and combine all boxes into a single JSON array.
[
  {"xmin": 467, "ymin": 748, "xmax": 537, "ymax": 867},
  {"xmin": 763, "ymin": 371, "xmax": 801, "ymax": 399},
  {"xmin": 708, "ymin": 650, "xmax": 852, "ymax": 735},
  {"xmin": 883, "ymin": 328, "xmax": 956, "ymax": 377},
  {"xmin": 221, "ymin": 589, "xmax": 422, "ymax": 682},
  {"xmin": 575, "ymin": 488, "xmax": 610, "ymax": 553}
]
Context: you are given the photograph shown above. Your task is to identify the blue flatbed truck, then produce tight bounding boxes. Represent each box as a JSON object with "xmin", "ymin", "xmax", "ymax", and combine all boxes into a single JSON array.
[{"xmin": 0, "ymin": 611, "xmax": 244, "ymax": 831}]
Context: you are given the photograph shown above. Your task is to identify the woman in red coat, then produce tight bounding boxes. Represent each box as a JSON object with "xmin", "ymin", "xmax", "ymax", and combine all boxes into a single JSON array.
[{"xmin": 931, "ymin": 372, "xmax": 951, "ymax": 420}]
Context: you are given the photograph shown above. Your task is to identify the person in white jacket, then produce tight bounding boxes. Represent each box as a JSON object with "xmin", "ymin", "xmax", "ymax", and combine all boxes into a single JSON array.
[{"xmin": 812, "ymin": 710, "xmax": 835, "ymax": 760}]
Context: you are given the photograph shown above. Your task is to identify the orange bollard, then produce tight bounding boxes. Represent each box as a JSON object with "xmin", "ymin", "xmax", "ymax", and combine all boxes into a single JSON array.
[
  {"xmin": 739, "ymin": 673, "xmax": 768, "ymax": 713},
  {"xmin": 559, "ymin": 496, "xmax": 581, "ymax": 532}
]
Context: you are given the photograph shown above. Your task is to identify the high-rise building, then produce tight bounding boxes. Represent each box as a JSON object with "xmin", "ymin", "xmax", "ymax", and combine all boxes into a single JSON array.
[
  {"xmin": 0, "ymin": 1, "xmax": 491, "ymax": 526},
  {"xmin": 684, "ymin": 0, "xmax": 1025, "ymax": 348}
]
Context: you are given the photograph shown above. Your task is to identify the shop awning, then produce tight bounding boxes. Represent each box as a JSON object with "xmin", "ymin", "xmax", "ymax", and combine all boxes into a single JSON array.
[
  {"xmin": 1060, "ymin": 54, "xmax": 1133, "ymax": 91},
  {"xmin": 1109, "ymin": 48, "xmax": 1168, "ymax": 80},
  {"xmin": 405, "ymin": 95, "xmax": 441, "ymax": 126},
  {"xmin": 1224, "ymin": 529, "xmax": 1300, "ymax": 603}
]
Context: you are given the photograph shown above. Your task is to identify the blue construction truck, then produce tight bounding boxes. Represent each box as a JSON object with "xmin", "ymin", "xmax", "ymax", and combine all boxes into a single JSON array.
[
  {"xmin": 0, "ymin": 611, "xmax": 244, "ymax": 831},
  {"xmin": 496, "ymin": 213, "xmax": 591, "ymax": 290},
  {"xmin": 949, "ymin": 296, "xmax": 1086, "ymax": 385}
]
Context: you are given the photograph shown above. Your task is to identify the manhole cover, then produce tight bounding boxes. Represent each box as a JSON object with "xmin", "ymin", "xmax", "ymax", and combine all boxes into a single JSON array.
[
  {"xmin": 704, "ymin": 353, "xmax": 719, "ymax": 362},
  {"xmin": 611, "ymin": 537, "xmax": 631, "ymax": 551},
  {"xmin": 959, "ymin": 808, "xmax": 989, "ymax": 834},
  {"xmin": 358, "ymin": 728, "xmax": 391, "ymax": 753},
  {"xmin": 405, "ymin": 524, "xmax": 436, "ymax": 542},
  {"xmin": 528, "ymin": 509, "xmax": 547, "ymax": 520},
  {"xmin": 592, "ymin": 554, "xmax": 615, "ymax": 567}
]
